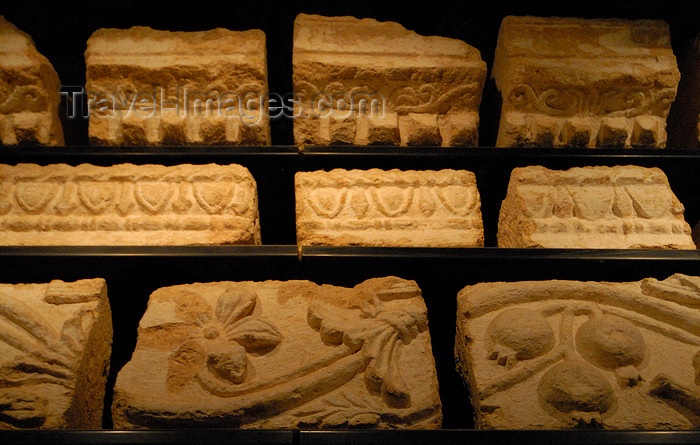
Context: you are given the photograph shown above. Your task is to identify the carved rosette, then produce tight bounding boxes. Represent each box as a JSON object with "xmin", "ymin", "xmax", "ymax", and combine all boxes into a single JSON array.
[{"xmin": 456, "ymin": 274, "xmax": 700, "ymax": 429}]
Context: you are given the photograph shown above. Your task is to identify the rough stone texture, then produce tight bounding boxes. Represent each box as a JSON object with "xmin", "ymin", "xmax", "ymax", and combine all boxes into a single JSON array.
[
  {"xmin": 0, "ymin": 163, "xmax": 260, "ymax": 245},
  {"xmin": 296, "ymin": 169, "xmax": 483, "ymax": 247},
  {"xmin": 492, "ymin": 16, "xmax": 680, "ymax": 148},
  {"xmin": 0, "ymin": 279, "xmax": 111, "ymax": 429},
  {"xmin": 667, "ymin": 34, "xmax": 700, "ymax": 148},
  {"xmin": 112, "ymin": 277, "xmax": 442, "ymax": 429},
  {"xmin": 456, "ymin": 274, "xmax": 700, "ymax": 429},
  {"xmin": 497, "ymin": 165, "xmax": 694, "ymax": 249},
  {"xmin": 0, "ymin": 16, "xmax": 64, "ymax": 146},
  {"xmin": 85, "ymin": 26, "xmax": 269, "ymax": 146},
  {"xmin": 293, "ymin": 14, "xmax": 486, "ymax": 147}
]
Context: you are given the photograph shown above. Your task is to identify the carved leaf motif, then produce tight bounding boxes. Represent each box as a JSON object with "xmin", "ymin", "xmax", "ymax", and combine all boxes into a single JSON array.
[
  {"xmin": 206, "ymin": 340, "xmax": 247, "ymax": 384},
  {"xmin": 350, "ymin": 190, "xmax": 370, "ymax": 218},
  {"xmin": 167, "ymin": 339, "xmax": 206, "ymax": 393},
  {"xmin": 308, "ymin": 188, "xmax": 347, "ymax": 219},
  {"xmin": 553, "ymin": 186, "xmax": 574, "ymax": 218},
  {"xmin": 59, "ymin": 309, "xmax": 94, "ymax": 355},
  {"xmin": 135, "ymin": 182, "xmax": 173, "ymax": 214},
  {"xmin": 225, "ymin": 317, "xmax": 283, "ymax": 350},
  {"xmin": 612, "ymin": 186, "xmax": 635, "ymax": 218},
  {"xmin": 0, "ymin": 392, "xmax": 48, "ymax": 428},
  {"xmin": 172, "ymin": 183, "xmax": 193, "ymax": 214},
  {"xmin": 53, "ymin": 183, "xmax": 78, "ymax": 216},
  {"xmin": 435, "ymin": 185, "xmax": 474, "ymax": 217},
  {"xmin": 519, "ymin": 186, "xmax": 553, "ymax": 219},
  {"xmin": 230, "ymin": 185, "xmax": 251, "ymax": 216},
  {"xmin": 78, "ymin": 182, "xmax": 115, "ymax": 215},
  {"xmin": 215, "ymin": 288, "xmax": 256, "ymax": 327},
  {"xmin": 597, "ymin": 89, "xmax": 646, "ymax": 116},
  {"xmin": 625, "ymin": 185, "xmax": 671, "ymax": 219},
  {"xmin": 116, "ymin": 182, "xmax": 136, "ymax": 216},
  {"xmin": 568, "ymin": 186, "xmax": 614, "ymax": 221},
  {"xmin": 15, "ymin": 183, "xmax": 57, "ymax": 214},
  {"xmin": 193, "ymin": 182, "xmax": 235, "ymax": 214},
  {"xmin": 372, "ymin": 187, "xmax": 414, "ymax": 217},
  {"xmin": 0, "ymin": 291, "xmax": 57, "ymax": 348}
]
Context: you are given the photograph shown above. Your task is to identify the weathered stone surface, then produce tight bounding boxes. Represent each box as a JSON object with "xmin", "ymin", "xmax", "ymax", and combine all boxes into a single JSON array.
[
  {"xmin": 0, "ymin": 16, "xmax": 64, "ymax": 146},
  {"xmin": 85, "ymin": 26, "xmax": 269, "ymax": 146},
  {"xmin": 668, "ymin": 34, "xmax": 700, "ymax": 148},
  {"xmin": 456, "ymin": 274, "xmax": 700, "ymax": 429},
  {"xmin": 0, "ymin": 279, "xmax": 111, "ymax": 429},
  {"xmin": 0, "ymin": 163, "xmax": 260, "ymax": 245},
  {"xmin": 112, "ymin": 277, "xmax": 441, "ymax": 429},
  {"xmin": 497, "ymin": 165, "xmax": 693, "ymax": 249},
  {"xmin": 293, "ymin": 14, "xmax": 486, "ymax": 147},
  {"xmin": 493, "ymin": 16, "xmax": 680, "ymax": 148},
  {"xmin": 296, "ymin": 169, "xmax": 483, "ymax": 247}
]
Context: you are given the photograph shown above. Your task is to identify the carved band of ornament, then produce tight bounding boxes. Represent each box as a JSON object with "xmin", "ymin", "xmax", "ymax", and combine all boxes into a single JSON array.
[
  {"xmin": 0, "ymin": 85, "xmax": 49, "ymax": 114},
  {"xmin": 0, "ymin": 181, "xmax": 252, "ymax": 217},
  {"xmin": 307, "ymin": 185, "xmax": 477, "ymax": 219},
  {"xmin": 293, "ymin": 80, "xmax": 479, "ymax": 113},
  {"xmin": 507, "ymin": 84, "xmax": 676, "ymax": 117},
  {"xmin": 517, "ymin": 184, "xmax": 675, "ymax": 221}
]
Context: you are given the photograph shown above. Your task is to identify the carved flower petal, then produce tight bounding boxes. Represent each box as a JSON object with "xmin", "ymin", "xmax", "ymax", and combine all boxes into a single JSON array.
[
  {"xmin": 225, "ymin": 317, "xmax": 283, "ymax": 350},
  {"xmin": 215, "ymin": 287, "xmax": 257, "ymax": 327},
  {"xmin": 166, "ymin": 339, "xmax": 206, "ymax": 393},
  {"xmin": 206, "ymin": 340, "xmax": 247, "ymax": 384}
]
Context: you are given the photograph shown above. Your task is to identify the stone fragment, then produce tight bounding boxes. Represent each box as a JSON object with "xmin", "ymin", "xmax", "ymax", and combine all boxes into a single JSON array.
[
  {"xmin": 492, "ymin": 16, "xmax": 680, "ymax": 148},
  {"xmin": 85, "ymin": 26, "xmax": 269, "ymax": 146},
  {"xmin": 296, "ymin": 169, "xmax": 483, "ymax": 247},
  {"xmin": 112, "ymin": 277, "xmax": 441, "ymax": 428},
  {"xmin": 456, "ymin": 274, "xmax": 700, "ymax": 429},
  {"xmin": 293, "ymin": 14, "xmax": 486, "ymax": 147},
  {"xmin": 0, "ymin": 163, "xmax": 260, "ymax": 245},
  {"xmin": 0, "ymin": 279, "xmax": 111, "ymax": 429},
  {"xmin": 667, "ymin": 34, "xmax": 700, "ymax": 148},
  {"xmin": 0, "ymin": 16, "xmax": 64, "ymax": 146},
  {"xmin": 497, "ymin": 165, "xmax": 694, "ymax": 249}
]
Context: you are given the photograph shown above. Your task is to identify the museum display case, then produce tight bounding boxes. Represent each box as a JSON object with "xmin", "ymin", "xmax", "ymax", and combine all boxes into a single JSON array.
[{"xmin": 0, "ymin": 0, "xmax": 699, "ymax": 442}]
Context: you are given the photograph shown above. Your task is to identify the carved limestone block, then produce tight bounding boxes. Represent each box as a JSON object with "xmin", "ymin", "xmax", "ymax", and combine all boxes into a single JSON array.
[
  {"xmin": 456, "ymin": 274, "xmax": 700, "ymax": 429},
  {"xmin": 0, "ymin": 16, "xmax": 64, "ymax": 146},
  {"xmin": 112, "ymin": 277, "xmax": 442, "ymax": 428},
  {"xmin": 295, "ymin": 169, "xmax": 483, "ymax": 247},
  {"xmin": 0, "ymin": 163, "xmax": 260, "ymax": 245},
  {"xmin": 85, "ymin": 26, "xmax": 269, "ymax": 146},
  {"xmin": 668, "ymin": 34, "xmax": 700, "ymax": 148},
  {"xmin": 492, "ymin": 16, "xmax": 680, "ymax": 148},
  {"xmin": 497, "ymin": 165, "xmax": 694, "ymax": 249},
  {"xmin": 0, "ymin": 279, "xmax": 111, "ymax": 429},
  {"xmin": 293, "ymin": 14, "xmax": 486, "ymax": 147}
]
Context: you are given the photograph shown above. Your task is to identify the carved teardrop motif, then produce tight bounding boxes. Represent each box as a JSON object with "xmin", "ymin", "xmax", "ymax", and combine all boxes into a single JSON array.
[
  {"xmin": 172, "ymin": 183, "xmax": 193, "ymax": 214},
  {"xmin": 308, "ymin": 188, "xmax": 347, "ymax": 219},
  {"xmin": 78, "ymin": 182, "xmax": 115, "ymax": 215},
  {"xmin": 230, "ymin": 185, "xmax": 251, "ymax": 216},
  {"xmin": 135, "ymin": 182, "xmax": 173, "ymax": 214},
  {"xmin": 116, "ymin": 183, "xmax": 136, "ymax": 216},
  {"xmin": 553, "ymin": 186, "xmax": 574, "ymax": 218},
  {"xmin": 435, "ymin": 185, "xmax": 472, "ymax": 217},
  {"xmin": 193, "ymin": 182, "xmax": 235, "ymax": 214},
  {"xmin": 53, "ymin": 183, "xmax": 78, "ymax": 216},
  {"xmin": 626, "ymin": 185, "xmax": 671, "ymax": 219},
  {"xmin": 416, "ymin": 187, "xmax": 436, "ymax": 217},
  {"xmin": 372, "ymin": 186, "xmax": 414, "ymax": 218},
  {"xmin": 350, "ymin": 189, "xmax": 369, "ymax": 218},
  {"xmin": 15, "ymin": 182, "xmax": 58, "ymax": 214},
  {"xmin": 568, "ymin": 186, "xmax": 614, "ymax": 221}
]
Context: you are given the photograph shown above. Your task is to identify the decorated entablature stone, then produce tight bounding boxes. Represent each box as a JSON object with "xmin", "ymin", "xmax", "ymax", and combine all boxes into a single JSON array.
[
  {"xmin": 85, "ymin": 26, "xmax": 269, "ymax": 146},
  {"xmin": 456, "ymin": 274, "xmax": 700, "ymax": 429},
  {"xmin": 492, "ymin": 16, "xmax": 681, "ymax": 148},
  {"xmin": 293, "ymin": 14, "xmax": 487, "ymax": 147},
  {"xmin": 112, "ymin": 277, "xmax": 442, "ymax": 428},
  {"xmin": 0, "ymin": 16, "xmax": 64, "ymax": 146}
]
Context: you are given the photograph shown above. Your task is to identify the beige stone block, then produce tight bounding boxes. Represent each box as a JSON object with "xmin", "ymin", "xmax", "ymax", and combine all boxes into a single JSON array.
[
  {"xmin": 0, "ymin": 16, "xmax": 64, "ymax": 146},
  {"xmin": 456, "ymin": 274, "xmax": 700, "ymax": 429},
  {"xmin": 0, "ymin": 279, "xmax": 111, "ymax": 429},
  {"xmin": 493, "ymin": 16, "xmax": 680, "ymax": 148},
  {"xmin": 296, "ymin": 169, "xmax": 483, "ymax": 247},
  {"xmin": 0, "ymin": 163, "xmax": 260, "ymax": 245},
  {"xmin": 85, "ymin": 26, "xmax": 269, "ymax": 146},
  {"xmin": 497, "ymin": 165, "xmax": 694, "ymax": 249},
  {"xmin": 112, "ymin": 277, "xmax": 442, "ymax": 428},
  {"xmin": 293, "ymin": 14, "xmax": 486, "ymax": 146}
]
